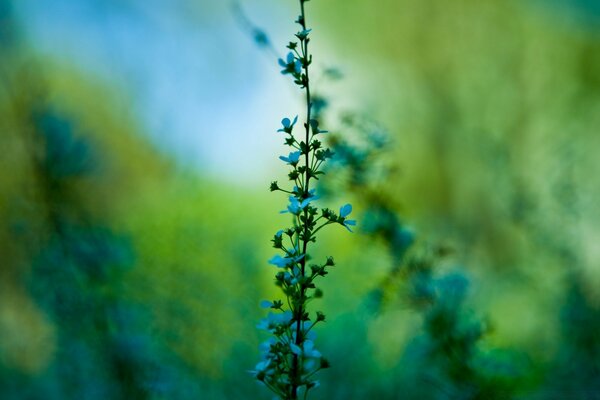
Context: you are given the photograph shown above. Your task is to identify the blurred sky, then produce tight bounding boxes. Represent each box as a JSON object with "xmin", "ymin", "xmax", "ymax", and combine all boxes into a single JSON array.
[
  {"xmin": 11, "ymin": 0, "xmax": 600, "ymax": 185},
  {"xmin": 13, "ymin": 0, "xmax": 306, "ymax": 185}
]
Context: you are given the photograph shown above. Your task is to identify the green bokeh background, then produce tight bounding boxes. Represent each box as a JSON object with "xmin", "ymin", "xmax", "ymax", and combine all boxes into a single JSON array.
[{"xmin": 1, "ymin": 0, "xmax": 600, "ymax": 398}]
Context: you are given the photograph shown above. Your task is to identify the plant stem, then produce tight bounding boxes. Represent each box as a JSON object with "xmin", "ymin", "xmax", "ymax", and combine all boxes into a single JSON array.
[{"xmin": 291, "ymin": 1, "xmax": 311, "ymax": 398}]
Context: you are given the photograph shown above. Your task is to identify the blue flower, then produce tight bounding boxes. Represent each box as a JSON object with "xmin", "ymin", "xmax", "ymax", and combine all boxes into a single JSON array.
[
  {"xmin": 278, "ymin": 116, "xmax": 298, "ymax": 133},
  {"xmin": 289, "ymin": 265, "xmax": 302, "ymax": 285},
  {"xmin": 340, "ymin": 203, "xmax": 352, "ymax": 218},
  {"xmin": 296, "ymin": 29, "xmax": 312, "ymax": 40},
  {"xmin": 279, "ymin": 151, "xmax": 301, "ymax": 165},
  {"xmin": 281, "ymin": 191, "xmax": 318, "ymax": 215},
  {"xmin": 339, "ymin": 203, "xmax": 357, "ymax": 232},
  {"xmin": 289, "ymin": 340, "xmax": 322, "ymax": 359},
  {"xmin": 278, "ymin": 51, "xmax": 293, "ymax": 69},
  {"xmin": 302, "ymin": 340, "xmax": 322, "ymax": 358},
  {"xmin": 258, "ymin": 338, "xmax": 276, "ymax": 353},
  {"xmin": 343, "ymin": 219, "xmax": 356, "ymax": 232},
  {"xmin": 290, "ymin": 343, "xmax": 302, "ymax": 355},
  {"xmin": 256, "ymin": 311, "xmax": 293, "ymax": 332},
  {"xmin": 268, "ymin": 254, "xmax": 292, "ymax": 268},
  {"xmin": 252, "ymin": 359, "xmax": 272, "ymax": 378},
  {"xmin": 268, "ymin": 251, "xmax": 304, "ymax": 268},
  {"xmin": 282, "ymin": 197, "xmax": 302, "ymax": 214},
  {"xmin": 281, "ymin": 196, "xmax": 304, "ymax": 215},
  {"xmin": 278, "ymin": 52, "xmax": 302, "ymax": 75}
]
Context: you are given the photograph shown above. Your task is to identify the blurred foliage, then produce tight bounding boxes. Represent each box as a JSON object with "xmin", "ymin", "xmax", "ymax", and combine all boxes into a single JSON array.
[
  {"xmin": 312, "ymin": 0, "xmax": 600, "ymax": 385},
  {"xmin": 1, "ymin": 0, "xmax": 600, "ymax": 399},
  {"xmin": 321, "ymin": 115, "xmax": 532, "ymax": 399}
]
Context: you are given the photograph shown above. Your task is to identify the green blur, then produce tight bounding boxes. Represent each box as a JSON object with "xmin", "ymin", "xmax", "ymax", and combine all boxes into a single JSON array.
[{"xmin": 1, "ymin": 0, "xmax": 600, "ymax": 399}]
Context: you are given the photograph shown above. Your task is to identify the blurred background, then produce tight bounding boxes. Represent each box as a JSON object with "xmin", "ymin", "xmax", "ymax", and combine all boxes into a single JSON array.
[{"xmin": 1, "ymin": 0, "xmax": 600, "ymax": 398}]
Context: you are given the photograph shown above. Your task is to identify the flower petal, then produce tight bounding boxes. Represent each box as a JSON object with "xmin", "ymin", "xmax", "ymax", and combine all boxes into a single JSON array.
[
  {"xmin": 290, "ymin": 343, "xmax": 302, "ymax": 355},
  {"xmin": 260, "ymin": 300, "xmax": 273, "ymax": 309},
  {"xmin": 340, "ymin": 203, "xmax": 353, "ymax": 218}
]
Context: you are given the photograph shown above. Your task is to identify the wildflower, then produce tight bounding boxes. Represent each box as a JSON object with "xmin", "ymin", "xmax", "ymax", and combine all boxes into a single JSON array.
[
  {"xmin": 268, "ymin": 251, "xmax": 304, "ymax": 268},
  {"xmin": 278, "ymin": 52, "xmax": 302, "ymax": 75},
  {"xmin": 302, "ymin": 340, "xmax": 322, "ymax": 358},
  {"xmin": 339, "ymin": 203, "xmax": 357, "ymax": 232},
  {"xmin": 279, "ymin": 151, "xmax": 301, "ymax": 165},
  {"xmin": 256, "ymin": 311, "xmax": 293, "ymax": 332},
  {"xmin": 301, "ymin": 340, "xmax": 322, "ymax": 373},
  {"xmin": 281, "ymin": 193, "xmax": 317, "ymax": 215},
  {"xmin": 257, "ymin": 0, "xmax": 351, "ymax": 395},
  {"xmin": 340, "ymin": 203, "xmax": 352, "ymax": 218},
  {"xmin": 278, "ymin": 115, "xmax": 298, "ymax": 133},
  {"xmin": 296, "ymin": 29, "xmax": 312, "ymax": 41},
  {"xmin": 252, "ymin": 359, "xmax": 272, "ymax": 380},
  {"xmin": 268, "ymin": 254, "xmax": 292, "ymax": 268},
  {"xmin": 290, "ymin": 343, "xmax": 302, "ymax": 355}
]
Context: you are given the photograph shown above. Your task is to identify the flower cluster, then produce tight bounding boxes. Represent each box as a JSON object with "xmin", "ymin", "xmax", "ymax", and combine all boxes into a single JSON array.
[{"xmin": 253, "ymin": 1, "xmax": 353, "ymax": 399}]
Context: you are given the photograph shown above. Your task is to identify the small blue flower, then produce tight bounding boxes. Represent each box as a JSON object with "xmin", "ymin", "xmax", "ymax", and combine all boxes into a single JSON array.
[
  {"xmin": 258, "ymin": 338, "xmax": 276, "ymax": 353},
  {"xmin": 268, "ymin": 254, "xmax": 292, "ymax": 268},
  {"xmin": 339, "ymin": 203, "xmax": 356, "ymax": 232},
  {"xmin": 268, "ymin": 251, "xmax": 304, "ymax": 268},
  {"xmin": 276, "ymin": 311, "xmax": 293, "ymax": 324},
  {"xmin": 281, "ymin": 192, "xmax": 318, "ymax": 215},
  {"xmin": 282, "ymin": 197, "xmax": 301, "ymax": 214},
  {"xmin": 278, "ymin": 51, "xmax": 294, "ymax": 69},
  {"xmin": 343, "ymin": 219, "xmax": 356, "ymax": 232},
  {"xmin": 340, "ymin": 203, "xmax": 352, "ymax": 218},
  {"xmin": 256, "ymin": 318, "xmax": 271, "ymax": 332},
  {"xmin": 279, "ymin": 151, "xmax": 301, "ymax": 165},
  {"xmin": 283, "ymin": 271, "xmax": 293, "ymax": 284},
  {"xmin": 253, "ymin": 359, "xmax": 271, "ymax": 376},
  {"xmin": 296, "ymin": 29, "xmax": 312, "ymax": 40},
  {"xmin": 278, "ymin": 52, "xmax": 302, "ymax": 75},
  {"xmin": 290, "ymin": 343, "xmax": 302, "ymax": 355},
  {"xmin": 256, "ymin": 311, "xmax": 293, "ymax": 331},
  {"xmin": 303, "ymin": 340, "xmax": 322, "ymax": 358},
  {"xmin": 278, "ymin": 116, "xmax": 299, "ymax": 133},
  {"xmin": 289, "ymin": 265, "xmax": 302, "ymax": 285}
]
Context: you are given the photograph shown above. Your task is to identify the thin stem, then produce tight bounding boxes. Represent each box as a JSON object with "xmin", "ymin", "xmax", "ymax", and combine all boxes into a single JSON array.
[
  {"xmin": 311, "ymin": 221, "xmax": 332, "ymax": 237},
  {"xmin": 277, "ymin": 188, "xmax": 295, "ymax": 195},
  {"xmin": 291, "ymin": 1, "xmax": 312, "ymax": 398}
]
